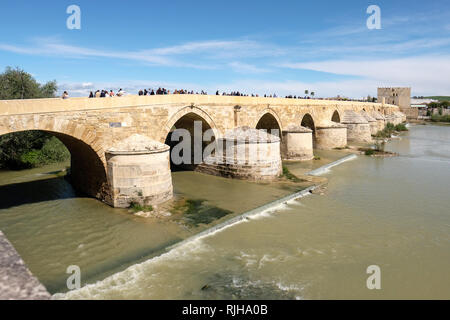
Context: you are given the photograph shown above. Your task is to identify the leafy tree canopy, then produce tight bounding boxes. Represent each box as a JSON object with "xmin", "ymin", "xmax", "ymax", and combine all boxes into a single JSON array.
[
  {"xmin": 0, "ymin": 66, "xmax": 57, "ymax": 100},
  {"xmin": 0, "ymin": 67, "xmax": 68, "ymax": 170}
]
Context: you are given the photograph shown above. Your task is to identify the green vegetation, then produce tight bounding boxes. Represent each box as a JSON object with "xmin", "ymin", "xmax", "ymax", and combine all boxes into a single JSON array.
[
  {"xmin": 129, "ymin": 202, "xmax": 153, "ymax": 213},
  {"xmin": 374, "ymin": 122, "xmax": 407, "ymax": 139},
  {"xmin": 369, "ymin": 122, "xmax": 407, "ymax": 155},
  {"xmin": 0, "ymin": 66, "xmax": 57, "ymax": 100},
  {"xmin": 394, "ymin": 123, "xmax": 408, "ymax": 132},
  {"xmin": 427, "ymin": 101, "xmax": 449, "ymax": 109},
  {"xmin": 172, "ymin": 199, "xmax": 232, "ymax": 226},
  {"xmin": 280, "ymin": 165, "xmax": 302, "ymax": 182},
  {"xmin": 430, "ymin": 114, "xmax": 450, "ymax": 123},
  {"xmin": 333, "ymin": 146, "xmax": 349, "ymax": 150},
  {"xmin": 0, "ymin": 133, "xmax": 70, "ymax": 169},
  {"xmin": 313, "ymin": 156, "xmax": 321, "ymax": 160},
  {"xmin": 0, "ymin": 67, "xmax": 68, "ymax": 170}
]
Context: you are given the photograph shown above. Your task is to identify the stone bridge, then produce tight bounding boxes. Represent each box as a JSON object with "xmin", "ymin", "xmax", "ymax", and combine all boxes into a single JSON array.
[{"xmin": 0, "ymin": 95, "xmax": 404, "ymax": 208}]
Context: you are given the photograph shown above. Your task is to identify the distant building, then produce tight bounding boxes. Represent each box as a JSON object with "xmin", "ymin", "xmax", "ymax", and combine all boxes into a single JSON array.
[
  {"xmin": 377, "ymin": 87, "xmax": 417, "ymax": 119},
  {"xmin": 411, "ymin": 98, "xmax": 437, "ymax": 118},
  {"xmin": 410, "ymin": 98, "xmax": 438, "ymax": 107}
]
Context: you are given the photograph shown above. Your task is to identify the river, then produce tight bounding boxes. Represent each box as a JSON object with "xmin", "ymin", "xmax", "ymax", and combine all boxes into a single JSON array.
[{"xmin": 1, "ymin": 124, "xmax": 449, "ymax": 299}]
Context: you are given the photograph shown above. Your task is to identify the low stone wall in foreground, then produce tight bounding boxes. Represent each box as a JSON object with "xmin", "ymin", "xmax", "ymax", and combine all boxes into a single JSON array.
[{"xmin": 0, "ymin": 231, "xmax": 50, "ymax": 300}]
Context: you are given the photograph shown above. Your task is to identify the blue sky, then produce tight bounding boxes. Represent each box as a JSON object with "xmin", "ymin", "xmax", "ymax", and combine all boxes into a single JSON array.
[{"xmin": 1, "ymin": 0, "xmax": 449, "ymax": 97}]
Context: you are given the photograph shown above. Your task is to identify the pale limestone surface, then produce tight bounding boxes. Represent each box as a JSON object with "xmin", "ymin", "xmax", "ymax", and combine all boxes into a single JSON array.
[
  {"xmin": 107, "ymin": 133, "xmax": 169, "ymax": 154},
  {"xmin": 315, "ymin": 121, "xmax": 347, "ymax": 149},
  {"xmin": 281, "ymin": 125, "xmax": 313, "ymax": 160},
  {"xmin": 197, "ymin": 127, "xmax": 282, "ymax": 180},
  {"xmin": 385, "ymin": 114, "xmax": 397, "ymax": 124},
  {"xmin": 221, "ymin": 126, "xmax": 280, "ymax": 143},
  {"xmin": 377, "ymin": 87, "xmax": 411, "ymax": 110},
  {"xmin": 371, "ymin": 111, "xmax": 386, "ymax": 132},
  {"xmin": 106, "ymin": 135, "xmax": 173, "ymax": 208},
  {"xmin": 361, "ymin": 111, "xmax": 379, "ymax": 135},
  {"xmin": 341, "ymin": 111, "xmax": 372, "ymax": 143}
]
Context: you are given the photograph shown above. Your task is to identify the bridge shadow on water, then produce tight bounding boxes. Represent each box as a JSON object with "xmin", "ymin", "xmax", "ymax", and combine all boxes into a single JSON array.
[{"xmin": 0, "ymin": 175, "xmax": 79, "ymax": 210}]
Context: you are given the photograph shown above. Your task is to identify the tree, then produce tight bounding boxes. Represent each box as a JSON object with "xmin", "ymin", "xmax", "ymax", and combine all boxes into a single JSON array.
[
  {"xmin": 304, "ymin": 90, "xmax": 309, "ymax": 96},
  {"xmin": 0, "ymin": 66, "xmax": 57, "ymax": 100},
  {"xmin": 311, "ymin": 92, "xmax": 315, "ymax": 98},
  {"xmin": 428, "ymin": 102, "xmax": 440, "ymax": 109},
  {"xmin": 439, "ymin": 101, "xmax": 449, "ymax": 109},
  {"xmin": 0, "ymin": 67, "xmax": 66, "ymax": 169}
]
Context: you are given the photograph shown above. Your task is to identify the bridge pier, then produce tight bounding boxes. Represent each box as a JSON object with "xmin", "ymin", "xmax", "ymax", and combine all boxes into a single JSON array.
[
  {"xmin": 360, "ymin": 111, "xmax": 379, "ymax": 136},
  {"xmin": 314, "ymin": 121, "xmax": 347, "ymax": 149},
  {"xmin": 105, "ymin": 134, "xmax": 173, "ymax": 208},
  {"xmin": 281, "ymin": 125, "xmax": 313, "ymax": 160},
  {"xmin": 342, "ymin": 110, "xmax": 372, "ymax": 143},
  {"xmin": 197, "ymin": 127, "xmax": 282, "ymax": 180},
  {"xmin": 384, "ymin": 113, "xmax": 396, "ymax": 125},
  {"xmin": 394, "ymin": 111, "xmax": 406, "ymax": 124},
  {"xmin": 371, "ymin": 111, "xmax": 386, "ymax": 132}
]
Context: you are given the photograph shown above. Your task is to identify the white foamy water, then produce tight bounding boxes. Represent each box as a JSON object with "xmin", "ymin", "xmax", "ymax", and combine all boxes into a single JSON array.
[{"xmin": 307, "ymin": 154, "xmax": 357, "ymax": 176}]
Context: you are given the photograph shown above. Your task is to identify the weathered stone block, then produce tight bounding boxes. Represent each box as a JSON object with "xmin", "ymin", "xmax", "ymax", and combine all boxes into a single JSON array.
[
  {"xmin": 315, "ymin": 122, "xmax": 347, "ymax": 149},
  {"xmin": 197, "ymin": 127, "xmax": 282, "ymax": 180},
  {"xmin": 106, "ymin": 134, "xmax": 173, "ymax": 208},
  {"xmin": 281, "ymin": 125, "xmax": 314, "ymax": 160}
]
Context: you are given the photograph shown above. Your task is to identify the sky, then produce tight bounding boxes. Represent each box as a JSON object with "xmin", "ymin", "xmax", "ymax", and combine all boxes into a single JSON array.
[{"xmin": 0, "ymin": 0, "xmax": 449, "ymax": 98}]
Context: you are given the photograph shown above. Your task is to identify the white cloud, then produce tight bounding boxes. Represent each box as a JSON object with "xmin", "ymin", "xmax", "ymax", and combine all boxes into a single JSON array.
[
  {"xmin": 228, "ymin": 62, "xmax": 271, "ymax": 74},
  {"xmin": 279, "ymin": 55, "xmax": 450, "ymax": 96},
  {"xmin": 0, "ymin": 38, "xmax": 283, "ymax": 69},
  {"xmin": 146, "ymin": 40, "xmax": 257, "ymax": 55},
  {"xmin": 2, "ymin": 16, "xmax": 450, "ymax": 98}
]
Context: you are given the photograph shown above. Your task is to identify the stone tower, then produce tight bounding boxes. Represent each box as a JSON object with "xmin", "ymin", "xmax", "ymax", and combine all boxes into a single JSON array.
[{"xmin": 377, "ymin": 87, "xmax": 417, "ymax": 119}]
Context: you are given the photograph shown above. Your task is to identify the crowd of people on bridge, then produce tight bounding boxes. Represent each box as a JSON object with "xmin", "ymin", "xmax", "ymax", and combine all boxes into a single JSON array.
[
  {"xmin": 59, "ymin": 87, "xmax": 318, "ymax": 100},
  {"xmin": 59, "ymin": 88, "xmax": 379, "ymax": 103},
  {"xmin": 59, "ymin": 87, "xmax": 322, "ymax": 100},
  {"xmin": 137, "ymin": 88, "xmax": 209, "ymax": 95},
  {"xmin": 86, "ymin": 88, "xmax": 127, "ymax": 98}
]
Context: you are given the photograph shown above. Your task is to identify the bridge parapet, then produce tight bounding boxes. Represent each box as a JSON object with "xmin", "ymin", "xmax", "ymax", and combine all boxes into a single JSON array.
[{"xmin": 0, "ymin": 95, "xmax": 398, "ymax": 116}]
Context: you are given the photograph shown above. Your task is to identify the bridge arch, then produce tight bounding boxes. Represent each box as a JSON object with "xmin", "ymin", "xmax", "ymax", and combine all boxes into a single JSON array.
[
  {"xmin": 162, "ymin": 106, "xmax": 219, "ymax": 142},
  {"xmin": 301, "ymin": 113, "xmax": 316, "ymax": 147},
  {"xmin": 301, "ymin": 113, "xmax": 316, "ymax": 131},
  {"xmin": 255, "ymin": 110, "xmax": 282, "ymax": 138},
  {"xmin": 0, "ymin": 127, "xmax": 108, "ymax": 200},
  {"xmin": 331, "ymin": 110, "xmax": 341, "ymax": 123},
  {"xmin": 163, "ymin": 107, "xmax": 217, "ymax": 171}
]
